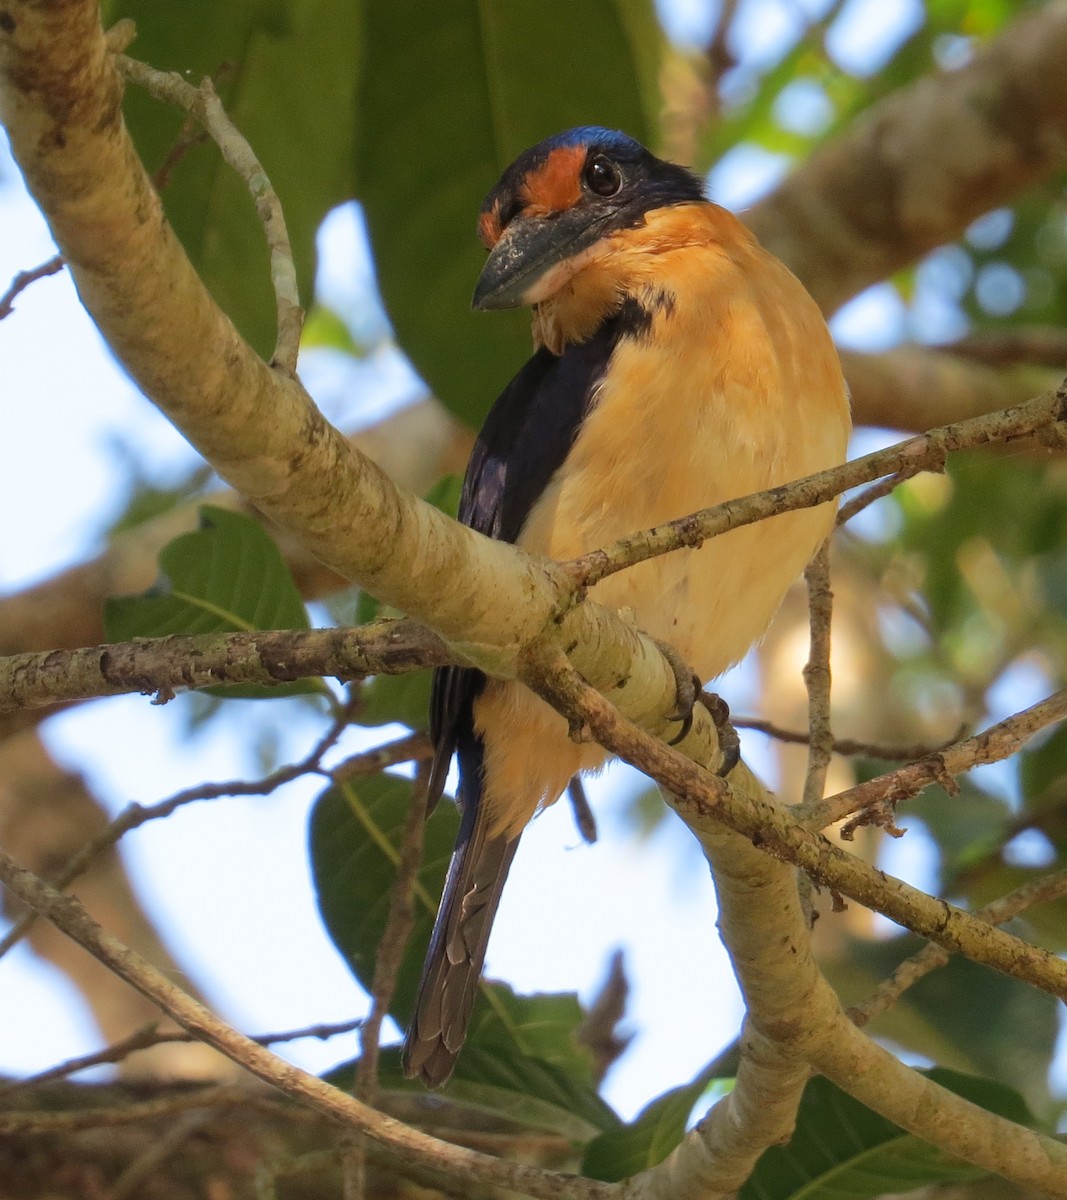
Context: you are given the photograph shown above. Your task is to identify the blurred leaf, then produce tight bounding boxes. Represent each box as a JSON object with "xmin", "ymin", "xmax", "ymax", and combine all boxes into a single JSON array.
[
  {"xmin": 739, "ymin": 1070, "xmax": 1036, "ymax": 1199},
  {"xmin": 897, "ymin": 455, "xmax": 1067, "ymax": 634},
  {"xmin": 355, "ymin": 0, "xmax": 658, "ymax": 426},
  {"xmin": 957, "ymin": 863, "xmax": 1067, "ymax": 954},
  {"xmin": 104, "ymin": 505, "xmax": 319, "ymax": 699},
  {"xmin": 583, "ymin": 1059, "xmax": 726, "ymax": 1181},
  {"xmin": 359, "ymin": 668, "xmax": 433, "ymax": 730},
  {"xmin": 328, "ymin": 1045, "xmax": 617, "ymax": 1141},
  {"xmin": 300, "ymin": 304, "xmax": 364, "ymax": 354},
  {"xmin": 423, "ymin": 473, "xmax": 463, "ymax": 521},
  {"xmin": 310, "ymin": 774, "xmax": 613, "ymax": 1131},
  {"xmin": 109, "ymin": 0, "xmax": 359, "ymax": 357},
  {"xmin": 824, "ymin": 936, "xmax": 1056, "ymax": 1114},
  {"xmin": 908, "ymin": 781, "xmax": 1011, "ymax": 880},
  {"xmin": 1019, "ymin": 723, "xmax": 1067, "ymax": 811},
  {"xmin": 103, "ymin": 438, "xmax": 212, "ymax": 536}
]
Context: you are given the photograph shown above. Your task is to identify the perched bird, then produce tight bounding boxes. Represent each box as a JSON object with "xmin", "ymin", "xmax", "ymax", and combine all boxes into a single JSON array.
[{"xmin": 403, "ymin": 127, "xmax": 851, "ymax": 1086}]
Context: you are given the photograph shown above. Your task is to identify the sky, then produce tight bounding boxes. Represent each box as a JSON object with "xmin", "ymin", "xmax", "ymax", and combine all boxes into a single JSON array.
[{"xmin": 2, "ymin": 0, "xmax": 1062, "ymax": 1127}]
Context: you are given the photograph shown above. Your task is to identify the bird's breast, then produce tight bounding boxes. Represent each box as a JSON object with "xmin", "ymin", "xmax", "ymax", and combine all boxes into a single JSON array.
[{"xmin": 517, "ymin": 254, "xmax": 850, "ymax": 681}]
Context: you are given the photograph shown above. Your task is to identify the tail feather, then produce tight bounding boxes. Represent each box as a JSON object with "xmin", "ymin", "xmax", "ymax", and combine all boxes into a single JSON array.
[{"xmin": 403, "ymin": 737, "xmax": 519, "ymax": 1087}]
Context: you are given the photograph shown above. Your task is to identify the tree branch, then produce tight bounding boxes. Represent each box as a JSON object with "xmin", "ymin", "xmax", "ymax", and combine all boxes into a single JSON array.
[
  {"xmin": 522, "ymin": 659, "xmax": 1067, "ymax": 1009},
  {"xmin": 850, "ymin": 868, "xmax": 1067, "ymax": 1028},
  {"xmin": 0, "ymin": 846, "xmax": 615, "ymax": 1200},
  {"xmin": 840, "ymin": 347, "xmax": 1061, "ymax": 434},
  {"xmin": 521, "ymin": 659, "xmax": 1067, "ymax": 1193},
  {"xmin": 0, "ymin": 0, "xmax": 700, "ymax": 767},
  {"xmin": 0, "ymin": 621, "xmax": 450, "ymax": 712},
  {"xmin": 747, "ymin": 0, "xmax": 1067, "ymax": 313},
  {"xmin": 114, "ymin": 52, "xmax": 303, "ymax": 374},
  {"xmin": 800, "ymin": 542, "xmax": 834, "ymax": 808},
  {"xmin": 566, "ymin": 388, "xmax": 1066, "ymax": 591},
  {"xmin": 801, "ymin": 689, "xmax": 1067, "ymax": 831}
]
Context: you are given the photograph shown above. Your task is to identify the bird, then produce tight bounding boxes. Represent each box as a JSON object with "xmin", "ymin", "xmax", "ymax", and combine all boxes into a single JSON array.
[{"xmin": 402, "ymin": 126, "xmax": 851, "ymax": 1087}]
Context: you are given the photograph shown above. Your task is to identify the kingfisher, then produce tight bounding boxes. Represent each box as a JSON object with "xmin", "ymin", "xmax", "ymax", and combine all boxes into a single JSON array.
[{"xmin": 403, "ymin": 127, "xmax": 851, "ymax": 1086}]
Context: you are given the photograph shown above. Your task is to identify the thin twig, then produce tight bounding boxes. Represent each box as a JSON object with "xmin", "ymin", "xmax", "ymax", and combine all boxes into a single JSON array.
[
  {"xmin": 0, "ymin": 700, "xmax": 359, "ymax": 961},
  {"xmin": 0, "ymin": 253, "xmax": 64, "ymax": 320},
  {"xmin": 835, "ymin": 468, "xmax": 917, "ymax": 527},
  {"xmin": 564, "ymin": 388, "xmax": 1066, "ymax": 592},
  {"xmin": 0, "ymin": 620, "xmax": 452, "ymax": 713},
  {"xmin": 801, "ymin": 541, "xmax": 834, "ymax": 807},
  {"xmin": 800, "ymin": 689, "xmax": 1067, "ymax": 831},
  {"xmin": 356, "ymin": 765, "xmax": 430, "ymax": 1103},
  {"xmin": 0, "ymin": 1084, "xmax": 305, "ymax": 1134},
  {"xmin": 0, "ymin": 1016, "xmax": 365, "ymax": 1095},
  {"xmin": 330, "ymin": 732, "xmax": 433, "ymax": 784},
  {"xmin": 521, "ymin": 647, "xmax": 1067, "ymax": 1002},
  {"xmin": 731, "ymin": 716, "xmax": 957, "ymax": 761},
  {"xmin": 115, "ymin": 56, "xmax": 303, "ymax": 373},
  {"xmin": 851, "ymin": 867, "xmax": 1067, "ymax": 1026}
]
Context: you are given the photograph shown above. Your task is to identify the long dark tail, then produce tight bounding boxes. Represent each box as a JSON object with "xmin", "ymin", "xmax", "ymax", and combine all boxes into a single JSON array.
[{"xmin": 402, "ymin": 735, "xmax": 520, "ymax": 1087}]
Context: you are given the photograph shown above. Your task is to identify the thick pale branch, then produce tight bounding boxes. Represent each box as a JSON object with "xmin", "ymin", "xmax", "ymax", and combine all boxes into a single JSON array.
[
  {"xmin": 0, "ymin": 351, "xmax": 1043, "ymax": 685},
  {"xmin": 0, "ymin": 0, "xmax": 552, "ymax": 654},
  {"xmin": 810, "ymin": 1018, "xmax": 1067, "ymax": 1193},
  {"xmin": 0, "ymin": 621, "xmax": 450, "ymax": 712},
  {"xmin": 748, "ymin": 0, "xmax": 1067, "ymax": 313},
  {"xmin": 0, "ymin": 398, "xmax": 470, "ymax": 662}
]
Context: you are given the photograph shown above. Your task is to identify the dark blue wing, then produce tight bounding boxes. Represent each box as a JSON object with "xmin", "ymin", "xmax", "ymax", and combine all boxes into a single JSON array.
[
  {"xmin": 427, "ymin": 315, "xmax": 638, "ymax": 806},
  {"xmin": 408, "ymin": 304, "xmax": 649, "ymax": 1085}
]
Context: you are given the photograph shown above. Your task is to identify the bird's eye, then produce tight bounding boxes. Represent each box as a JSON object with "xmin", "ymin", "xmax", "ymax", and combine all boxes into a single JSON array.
[{"xmin": 583, "ymin": 154, "xmax": 622, "ymax": 197}]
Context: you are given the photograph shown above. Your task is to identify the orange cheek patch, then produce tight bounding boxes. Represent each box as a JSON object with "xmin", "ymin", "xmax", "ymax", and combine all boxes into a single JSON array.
[
  {"xmin": 520, "ymin": 145, "xmax": 585, "ymax": 216},
  {"xmin": 478, "ymin": 205, "xmax": 504, "ymax": 248}
]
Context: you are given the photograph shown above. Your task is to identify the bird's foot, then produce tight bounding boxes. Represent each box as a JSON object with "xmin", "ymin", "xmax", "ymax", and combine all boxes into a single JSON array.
[
  {"xmin": 699, "ymin": 690, "xmax": 740, "ymax": 776},
  {"xmin": 651, "ymin": 638, "xmax": 701, "ymax": 745}
]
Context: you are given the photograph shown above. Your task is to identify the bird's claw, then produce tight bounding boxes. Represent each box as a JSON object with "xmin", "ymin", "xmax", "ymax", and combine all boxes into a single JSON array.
[
  {"xmin": 699, "ymin": 691, "xmax": 740, "ymax": 776},
  {"xmin": 652, "ymin": 638, "xmax": 701, "ymax": 745}
]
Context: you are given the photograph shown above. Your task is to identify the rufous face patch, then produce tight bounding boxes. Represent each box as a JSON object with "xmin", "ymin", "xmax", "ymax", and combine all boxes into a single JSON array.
[
  {"xmin": 478, "ymin": 204, "xmax": 504, "ymax": 249},
  {"xmin": 519, "ymin": 145, "xmax": 585, "ymax": 217}
]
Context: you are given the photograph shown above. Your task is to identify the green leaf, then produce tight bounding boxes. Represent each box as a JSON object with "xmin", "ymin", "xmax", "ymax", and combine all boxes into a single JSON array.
[
  {"xmin": 110, "ymin": 0, "xmax": 359, "ymax": 358},
  {"xmin": 328, "ymin": 1045, "xmax": 617, "ymax": 1142},
  {"xmin": 300, "ymin": 304, "xmax": 365, "ymax": 355},
  {"xmin": 359, "ymin": 669, "xmax": 433, "ymax": 730},
  {"xmin": 908, "ymin": 781, "xmax": 1011, "ymax": 880},
  {"xmin": 355, "ymin": 0, "xmax": 658, "ymax": 425},
  {"xmin": 1019, "ymin": 723, "xmax": 1067, "ymax": 811},
  {"xmin": 583, "ymin": 1060, "xmax": 728, "ymax": 1181},
  {"xmin": 309, "ymin": 774, "xmax": 616, "ymax": 1134},
  {"xmin": 739, "ymin": 1070, "xmax": 1036, "ymax": 1200},
  {"xmin": 104, "ymin": 505, "xmax": 319, "ymax": 699},
  {"xmin": 310, "ymin": 773, "xmax": 458, "ymax": 1021}
]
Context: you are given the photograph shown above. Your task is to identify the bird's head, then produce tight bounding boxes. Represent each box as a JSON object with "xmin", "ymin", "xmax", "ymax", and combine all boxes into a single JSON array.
[{"xmin": 473, "ymin": 127, "xmax": 704, "ymax": 312}]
